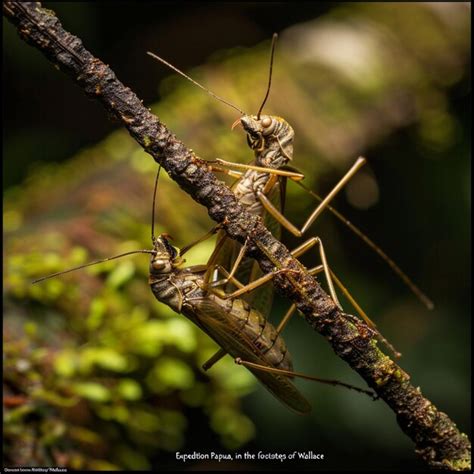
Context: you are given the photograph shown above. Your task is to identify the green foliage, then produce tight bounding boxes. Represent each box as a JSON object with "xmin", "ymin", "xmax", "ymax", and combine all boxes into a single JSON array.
[{"xmin": 3, "ymin": 130, "xmax": 256, "ymax": 468}]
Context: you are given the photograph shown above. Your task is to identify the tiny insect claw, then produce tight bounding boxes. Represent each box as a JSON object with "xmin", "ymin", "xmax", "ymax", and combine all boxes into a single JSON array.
[{"xmin": 274, "ymin": 268, "xmax": 300, "ymax": 277}]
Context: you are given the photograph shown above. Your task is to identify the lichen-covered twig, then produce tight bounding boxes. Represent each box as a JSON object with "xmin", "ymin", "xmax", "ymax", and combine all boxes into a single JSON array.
[{"xmin": 3, "ymin": 2, "xmax": 470, "ymax": 470}]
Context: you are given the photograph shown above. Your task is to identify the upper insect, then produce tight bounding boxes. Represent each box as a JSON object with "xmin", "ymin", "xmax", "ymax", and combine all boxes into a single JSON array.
[{"xmin": 240, "ymin": 114, "xmax": 294, "ymax": 167}]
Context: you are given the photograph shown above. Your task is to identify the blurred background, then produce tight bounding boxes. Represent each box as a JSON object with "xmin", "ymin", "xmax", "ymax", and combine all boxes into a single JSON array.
[{"xmin": 3, "ymin": 2, "xmax": 471, "ymax": 471}]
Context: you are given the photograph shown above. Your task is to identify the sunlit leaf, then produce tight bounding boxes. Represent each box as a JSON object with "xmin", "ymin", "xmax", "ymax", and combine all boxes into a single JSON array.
[{"xmin": 73, "ymin": 382, "xmax": 111, "ymax": 402}]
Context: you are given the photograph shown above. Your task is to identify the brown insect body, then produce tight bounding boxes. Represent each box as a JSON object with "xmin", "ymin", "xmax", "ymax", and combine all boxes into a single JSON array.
[
  {"xmin": 213, "ymin": 114, "xmax": 294, "ymax": 313},
  {"xmin": 147, "ymin": 36, "xmax": 433, "ymax": 330},
  {"xmin": 233, "ymin": 115, "xmax": 293, "ymax": 210},
  {"xmin": 148, "ymin": 234, "xmax": 311, "ymax": 414}
]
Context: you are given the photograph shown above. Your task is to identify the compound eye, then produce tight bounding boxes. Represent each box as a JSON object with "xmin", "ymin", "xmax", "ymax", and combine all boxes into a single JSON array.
[
  {"xmin": 152, "ymin": 260, "xmax": 165, "ymax": 271},
  {"xmin": 261, "ymin": 116, "xmax": 272, "ymax": 128}
]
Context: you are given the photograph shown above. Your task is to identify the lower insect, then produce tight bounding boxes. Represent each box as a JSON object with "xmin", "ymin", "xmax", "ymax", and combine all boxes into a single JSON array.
[{"xmin": 33, "ymin": 166, "xmax": 377, "ymax": 413}]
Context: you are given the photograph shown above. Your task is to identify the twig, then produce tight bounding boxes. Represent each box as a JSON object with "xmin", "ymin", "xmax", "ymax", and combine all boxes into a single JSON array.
[{"xmin": 3, "ymin": 2, "xmax": 470, "ymax": 470}]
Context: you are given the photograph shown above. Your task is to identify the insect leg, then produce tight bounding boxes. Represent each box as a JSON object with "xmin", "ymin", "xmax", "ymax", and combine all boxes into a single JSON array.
[
  {"xmin": 295, "ymin": 179, "xmax": 433, "ymax": 310},
  {"xmin": 207, "ymin": 237, "xmax": 250, "ymax": 289},
  {"xmin": 205, "ymin": 165, "xmax": 244, "ymax": 179},
  {"xmin": 304, "ymin": 264, "xmax": 401, "ymax": 358},
  {"xmin": 213, "ymin": 265, "xmax": 245, "ymax": 289},
  {"xmin": 200, "ymin": 264, "xmax": 281, "ymax": 371},
  {"xmin": 180, "ymin": 224, "xmax": 222, "ymax": 256},
  {"xmin": 301, "ymin": 156, "xmax": 367, "ymax": 234},
  {"xmin": 200, "ymin": 233, "xmax": 231, "ymax": 288},
  {"xmin": 234, "ymin": 358, "xmax": 377, "ymax": 400},
  {"xmin": 221, "ymin": 268, "xmax": 297, "ymax": 301},
  {"xmin": 257, "ymin": 157, "xmax": 366, "ymax": 238},
  {"xmin": 222, "ymin": 237, "xmax": 340, "ymax": 308},
  {"xmin": 281, "ymin": 161, "xmax": 433, "ymax": 310},
  {"xmin": 199, "ymin": 262, "xmax": 265, "ymax": 372},
  {"xmin": 202, "ymin": 348, "xmax": 228, "ymax": 371},
  {"xmin": 275, "ymin": 304, "xmax": 297, "ymax": 335},
  {"xmin": 272, "ymin": 266, "xmax": 350, "ymax": 335},
  {"xmin": 221, "ymin": 237, "xmax": 399, "ymax": 356},
  {"xmin": 279, "ymin": 236, "xmax": 343, "ymax": 309},
  {"xmin": 223, "ymin": 239, "xmax": 316, "ymax": 300},
  {"xmin": 208, "ymin": 159, "xmax": 305, "ymax": 180},
  {"xmin": 257, "ymin": 157, "xmax": 366, "ymax": 237},
  {"xmin": 327, "ymin": 269, "xmax": 402, "ymax": 358}
]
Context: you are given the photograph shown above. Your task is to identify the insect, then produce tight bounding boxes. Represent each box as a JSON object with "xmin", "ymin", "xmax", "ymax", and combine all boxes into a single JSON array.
[
  {"xmin": 147, "ymin": 34, "xmax": 434, "ymax": 359},
  {"xmin": 33, "ymin": 167, "xmax": 377, "ymax": 414}
]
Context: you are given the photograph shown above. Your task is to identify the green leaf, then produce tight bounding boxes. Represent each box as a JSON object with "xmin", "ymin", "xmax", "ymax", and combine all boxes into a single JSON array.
[
  {"xmin": 79, "ymin": 347, "xmax": 128, "ymax": 373},
  {"xmin": 148, "ymin": 357, "xmax": 195, "ymax": 392},
  {"xmin": 87, "ymin": 298, "xmax": 106, "ymax": 330},
  {"xmin": 54, "ymin": 350, "xmax": 76, "ymax": 377},
  {"xmin": 106, "ymin": 260, "xmax": 135, "ymax": 289},
  {"xmin": 73, "ymin": 382, "xmax": 110, "ymax": 402},
  {"xmin": 117, "ymin": 379, "xmax": 142, "ymax": 401},
  {"xmin": 129, "ymin": 321, "xmax": 165, "ymax": 357},
  {"xmin": 163, "ymin": 318, "xmax": 197, "ymax": 352}
]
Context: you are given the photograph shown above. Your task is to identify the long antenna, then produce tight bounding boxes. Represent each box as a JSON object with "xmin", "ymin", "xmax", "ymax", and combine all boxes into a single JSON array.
[
  {"xmin": 256, "ymin": 33, "xmax": 278, "ymax": 119},
  {"xmin": 151, "ymin": 165, "xmax": 162, "ymax": 243},
  {"xmin": 32, "ymin": 250, "xmax": 156, "ymax": 284},
  {"xmin": 147, "ymin": 51, "xmax": 245, "ymax": 115},
  {"xmin": 34, "ymin": 166, "xmax": 165, "ymax": 285},
  {"xmin": 296, "ymin": 180, "xmax": 434, "ymax": 310}
]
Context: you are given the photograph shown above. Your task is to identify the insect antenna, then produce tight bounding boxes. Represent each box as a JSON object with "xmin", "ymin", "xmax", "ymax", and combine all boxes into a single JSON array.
[
  {"xmin": 297, "ymin": 180, "xmax": 434, "ymax": 310},
  {"xmin": 33, "ymin": 167, "xmax": 166, "ymax": 285},
  {"xmin": 256, "ymin": 33, "xmax": 278, "ymax": 120},
  {"xmin": 147, "ymin": 51, "xmax": 245, "ymax": 115},
  {"xmin": 31, "ymin": 250, "xmax": 156, "ymax": 284}
]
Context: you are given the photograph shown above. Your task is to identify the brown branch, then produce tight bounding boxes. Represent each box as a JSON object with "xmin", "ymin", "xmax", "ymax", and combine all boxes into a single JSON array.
[{"xmin": 3, "ymin": 2, "xmax": 470, "ymax": 470}]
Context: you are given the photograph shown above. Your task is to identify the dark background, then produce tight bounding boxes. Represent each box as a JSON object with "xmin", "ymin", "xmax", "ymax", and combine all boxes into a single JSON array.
[{"xmin": 3, "ymin": 2, "xmax": 335, "ymax": 188}]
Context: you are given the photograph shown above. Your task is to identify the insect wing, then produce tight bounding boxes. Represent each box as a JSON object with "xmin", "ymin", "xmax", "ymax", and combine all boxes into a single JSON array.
[
  {"xmin": 192, "ymin": 298, "xmax": 311, "ymax": 414},
  {"xmin": 213, "ymin": 175, "xmax": 286, "ymax": 321}
]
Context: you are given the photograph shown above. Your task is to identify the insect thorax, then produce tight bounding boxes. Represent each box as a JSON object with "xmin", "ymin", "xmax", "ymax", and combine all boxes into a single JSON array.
[
  {"xmin": 232, "ymin": 171, "xmax": 268, "ymax": 214},
  {"xmin": 149, "ymin": 271, "xmax": 203, "ymax": 313},
  {"xmin": 255, "ymin": 118, "xmax": 294, "ymax": 168}
]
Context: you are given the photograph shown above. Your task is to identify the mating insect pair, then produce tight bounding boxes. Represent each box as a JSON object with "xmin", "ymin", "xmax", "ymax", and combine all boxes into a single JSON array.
[
  {"xmin": 147, "ymin": 33, "xmax": 433, "ymax": 360},
  {"xmin": 34, "ymin": 164, "xmax": 377, "ymax": 414},
  {"xmin": 35, "ymin": 33, "xmax": 432, "ymax": 412}
]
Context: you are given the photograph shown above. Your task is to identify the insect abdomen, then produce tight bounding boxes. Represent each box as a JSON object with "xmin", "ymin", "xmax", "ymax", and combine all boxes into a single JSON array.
[{"xmin": 230, "ymin": 298, "xmax": 293, "ymax": 373}]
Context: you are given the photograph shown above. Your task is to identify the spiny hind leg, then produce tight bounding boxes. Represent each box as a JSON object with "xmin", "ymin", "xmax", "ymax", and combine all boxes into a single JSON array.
[{"xmin": 234, "ymin": 358, "xmax": 376, "ymax": 399}]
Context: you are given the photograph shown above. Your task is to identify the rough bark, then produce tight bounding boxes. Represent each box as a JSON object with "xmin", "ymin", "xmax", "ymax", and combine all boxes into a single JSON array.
[{"xmin": 3, "ymin": 2, "xmax": 470, "ymax": 470}]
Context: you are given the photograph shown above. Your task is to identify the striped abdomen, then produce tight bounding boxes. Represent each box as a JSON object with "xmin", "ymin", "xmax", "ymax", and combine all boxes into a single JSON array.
[
  {"xmin": 192, "ymin": 289, "xmax": 294, "ymax": 374},
  {"xmin": 150, "ymin": 268, "xmax": 310, "ymax": 414},
  {"xmin": 149, "ymin": 270, "xmax": 293, "ymax": 373}
]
